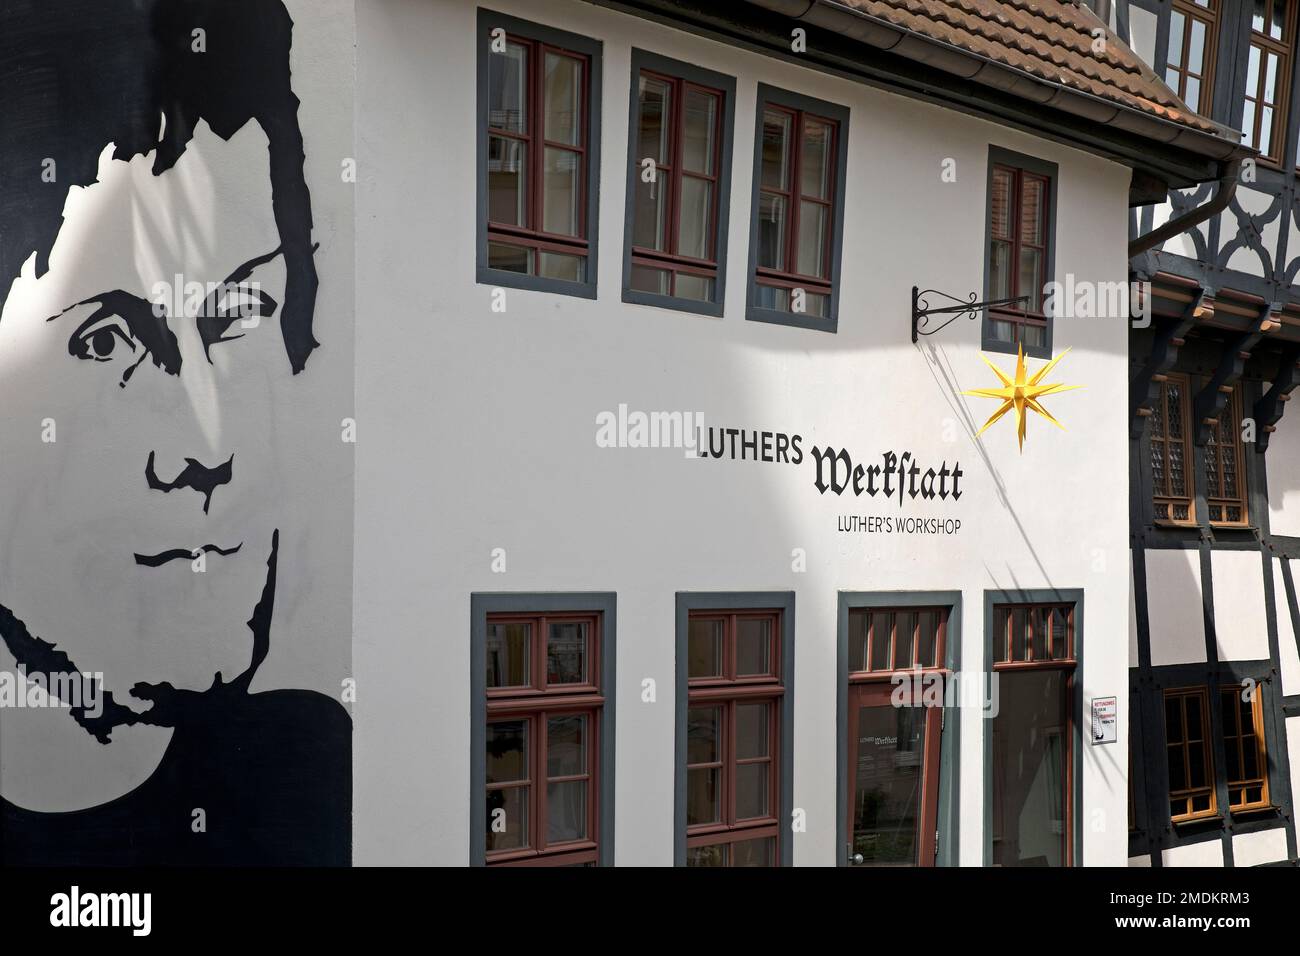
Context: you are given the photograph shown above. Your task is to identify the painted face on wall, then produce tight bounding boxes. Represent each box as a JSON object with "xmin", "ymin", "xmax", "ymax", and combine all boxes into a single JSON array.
[{"xmin": 0, "ymin": 119, "xmax": 298, "ymax": 807}]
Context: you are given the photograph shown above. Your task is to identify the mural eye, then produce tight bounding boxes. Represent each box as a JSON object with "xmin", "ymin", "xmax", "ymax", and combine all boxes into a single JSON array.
[
  {"xmin": 71, "ymin": 315, "xmax": 138, "ymax": 363},
  {"xmin": 202, "ymin": 284, "xmax": 279, "ymax": 349}
]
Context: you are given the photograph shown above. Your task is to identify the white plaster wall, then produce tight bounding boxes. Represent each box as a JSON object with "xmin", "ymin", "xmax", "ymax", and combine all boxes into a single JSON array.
[
  {"xmin": 1146, "ymin": 548, "xmax": 1207, "ymax": 666},
  {"xmin": 1273, "ymin": 558, "xmax": 1300, "ymax": 696},
  {"xmin": 354, "ymin": 0, "xmax": 1133, "ymax": 866},
  {"xmin": 1232, "ymin": 827, "xmax": 1288, "ymax": 866},
  {"xmin": 1289, "ymin": 717, "xmax": 1300, "ymax": 838},
  {"xmin": 1266, "ymin": 401, "xmax": 1300, "ymax": 536},
  {"xmin": 1210, "ymin": 550, "xmax": 1270, "ymax": 662},
  {"xmin": 1162, "ymin": 840, "xmax": 1225, "ymax": 866}
]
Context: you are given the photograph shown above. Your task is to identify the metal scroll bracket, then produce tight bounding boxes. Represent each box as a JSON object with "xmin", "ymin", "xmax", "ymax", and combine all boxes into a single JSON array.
[{"xmin": 911, "ymin": 286, "xmax": 1030, "ymax": 344}]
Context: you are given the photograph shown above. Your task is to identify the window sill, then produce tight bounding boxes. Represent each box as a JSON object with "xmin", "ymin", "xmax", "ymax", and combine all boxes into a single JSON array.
[
  {"xmin": 1228, "ymin": 803, "xmax": 1280, "ymax": 820},
  {"xmin": 745, "ymin": 303, "xmax": 837, "ymax": 334},
  {"xmin": 622, "ymin": 287, "xmax": 723, "ymax": 318},
  {"xmin": 1171, "ymin": 813, "xmax": 1223, "ymax": 831},
  {"xmin": 476, "ymin": 264, "xmax": 597, "ymax": 300},
  {"xmin": 980, "ymin": 334, "xmax": 1051, "ymax": 361}
]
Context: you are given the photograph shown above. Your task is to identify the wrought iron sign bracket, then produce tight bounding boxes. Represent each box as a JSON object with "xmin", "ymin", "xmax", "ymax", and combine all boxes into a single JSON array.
[{"xmin": 911, "ymin": 286, "xmax": 1030, "ymax": 344}]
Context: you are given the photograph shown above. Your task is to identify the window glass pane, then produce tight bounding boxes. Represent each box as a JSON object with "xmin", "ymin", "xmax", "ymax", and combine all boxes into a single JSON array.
[
  {"xmin": 547, "ymin": 780, "xmax": 587, "ymax": 843},
  {"xmin": 1031, "ymin": 607, "xmax": 1048, "ymax": 661},
  {"xmin": 849, "ymin": 610, "xmax": 869, "ymax": 671},
  {"xmin": 1051, "ymin": 607, "xmax": 1070, "ymax": 659},
  {"xmin": 1188, "ymin": 18, "xmax": 1205, "ymax": 75},
  {"xmin": 688, "ymin": 618, "xmax": 723, "ymax": 678},
  {"xmin": 757, "ymin": 193, "xmax": 787, "ymax": 270},
  {"xmin": 1242, "ymin": 99, "xmax": 1257, "ymax": 149},
  {"xmin": 870, "ymin": 611, "xmax": 892, "ymax": 671},
  {"xmin": 1168, "ymin": 12, "xmax": 1185, "ymax": 69},
  {"xmin": 686, "ymin": 843, "xmax": 725, "ymax": 866},
  {"xmin": 731, "ymin": 837, "xmax": 775, "ymax": 866},
  {"xmin": 486, "ymin": 785, "xmax": 529, "ymax": 851},
  {"xmin": 630, "ymin": 264, "xmax": 670, "ymax": 294},
  {"xmin": 753, "ymin": 283, "xmax": 788, "ymax": 311},
  {"xmin": 674, "ymin": 273, "xmax": 714, "ymax": 302},
  {"xmin": 1022, "ymin": 322, "xmax": 1046, "ymax": 348},
  {"xmin": 796, "ymin": 201, "xmax": 828, "ymax": 278},
  {"xmin": 990, "ymin": 241, "xmax": 1011, "ymax": 301},
  {"xmin": 489, "ymin": 41, "xmax": 528, "ymax": 133},
  {"xmin": 801, "ymin": 118, "xmax": 833, "ymax": 199},
  {"xmin": 486, "ymin": 622, "xmax": 531, "ymax": 687},
  {"xmin": 543, "ymin": 53, "xmax": 582, "ymax": 146},
  {"xmin": 1167, "ymin": 742, "xmax": 1187, "ymax": 790},
  {"xmin": 1185, "ymin": 76, "xmax": 1201, "ymax": 112},
  {"xmin": 761, "ymin": 109, "xmax": 791, "ymax": 189},
  {"xmin": 487, "ymin": 719, "xmax": 529, "ymax": 783},
  {"xmin": 993, "ymin": 607, "xmax": 1010, "ymax": 662},
  {"xmin": 487, "ymin": 136, "xmax": 527, "ymax": 226},
  {"xmin": 1246, "ymin": 43, "xmax": 1261, "ymax": 100},
  {"xmin": 1166, "ymin": 67, "xmax": 1182, "ymax": 90},
  {"xmin": 488, "ymin": 241, "xmax": 531, "ymax": 275},
  {"xmin": 800, "ymin": 290, "xmax": 830, "ymax": 317},
  {"xmin": 1011, "ymin": 608, "xmax": 1028, "ymax": 661},
  {"xmin": 918, "ymin": 610, "xmax": 939, "ymax": 668},
  {"xmin": 1265, "ymin": 52, "xmax": 1279, "ymax": 104},
  {"xmin": 686, "ymin": 768, "xmax": 720, "ymax": 825},
  {"xmin": 638, "ymin": 75, "xmax": 671, "ymax": 164},
  {"xmin": 547, "ymin": 714, "xmax": 587, "ymax": 777},
  {"xmin": 687, "ymin": 705, "xmax": 720, "ymax": 763},
  {"xmin": 537, "ymin": 251, "xmax": 583, "ymax": 282},
  {"xmin": 682, "ymin": 88, "xmax": 718, "ymax": 175},
  {"xmin": 1261, "ymin": 104, "xmax": 1275, "ymax": 157},
  {"xmin": 991, "ymin": 670, "xmax": 1068, "ymax": 866},
  {"xmin": 547, "ymin": 621, "xmax": 588, "ymax": 684},
  {"xmin": 736, "ymin": 763, "xmax": 771, "ymax": 819},
  {"xmin": 678, "ymin": 176, "xmax": 714, "ymax": 260},
  {"xmin": 1019, "ymin": 246, "xmax": 1042, "ymax": 312},
  {"xmin": 542, "ymin": 147, "xmax": 580, "ymax": 236},
  {"xmin": 737, "ymin": 618, "xmax": 772, "ymax": 675},
  {"xmin": 894, "ymin": 611, "xmax": 916, "ymax": 668},
  {"xmin": 632, "ymin": 177, "xmax": 668, "ymax": 250},
  {"xmin": 851, "ymin": 703, "xmax": 926, "ymax": 865},
  {"xmin": 990, "ymin": 167, "xmax": 1013, "ymax": 239},
  {"xmin": 1020, "ymin": 177, "xmax": 1044, "ymax": 245},
  {"xmin": 1253, "ymin": 0, "xmax": 1266, "ymax": 32},
  {"xmin": 1271, "ymin": 0, "xmax": 1285, "ymax": 37},
  {"xmin": 1186, "ymin": 693, "xmax": 1204, "ymax": 740},
  {"xmin": 736, "ymin": 702, "xmax": 770, "ymax": 759}
]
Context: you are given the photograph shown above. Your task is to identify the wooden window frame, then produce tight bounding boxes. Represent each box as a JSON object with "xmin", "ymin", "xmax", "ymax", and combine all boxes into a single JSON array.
[
  {"xmin": 1150, "ymin": 372, "xmax": 1197, "ymax": 527},
  {"xmin": 485, "ymin": 612, "xmax": 603, "ymax": 866},
  {"xmin": 628, "ymin": 66, "xmax": 727, "ymax": 304},
  {"xmin": 1219, "ymin": 683, "xmax": 1270, "ymax": 813},
  {"xmin": 476, "ymin": 10, "xmax": 602, "ymax": 299},
  {"xmin": 982, "ymin": 148, "xmax": 1057, "ymax": 360},
  {"xmin": 685, "ymin": 609, "xmax": 784, "ymax": 866},
  {"xmin": 1243, "ymin": 0, "xmax": 1294, "ymax": 167},
  {"xmin": 1163, "ymin": 686, "xmax": 1218, "ymax": 824},
  {"xmin": 745, "ymin": 84, "xmax": 849, "ymax": 334},
  {"xmin": 990, "ymin": 602, "xmax": 1077, "ymax": 866},
  {"xmin": 1205, "ymin": 388, "xmax": 1249, "ymax": 527},
  {"xmin": 1166, "ymin": 0, "xmax": 1219, "ymax": 115}
]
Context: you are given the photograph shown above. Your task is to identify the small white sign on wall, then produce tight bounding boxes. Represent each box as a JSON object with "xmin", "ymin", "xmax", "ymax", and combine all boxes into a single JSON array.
[{"xmin": 1091, "ymin": 696, "xmax": 1118, "ymax": 745}]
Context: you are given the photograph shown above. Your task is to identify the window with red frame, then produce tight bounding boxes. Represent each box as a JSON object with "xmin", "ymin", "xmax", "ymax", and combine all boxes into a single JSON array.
[
  {"xmin": 1244, "ymin": 0, "xmax": 1293, "ymax": 165},
  {"xmin": 1205, "ymin": 389, "xmax": 1248, "ymax": 526},
  {"xmin": 629, "ymin": 68, "xmax": 725, "ymax": 302},
  {"xmin": 485, "ymin": 30, "xmax": 591, "ymax": 281},
  {"xmin": 685, "ymin": 610, "xmax": 783, "ymax": 866},
  {"xmin": 752, "ymin": 105, "xmax": 839, "ymax": 320},
  {"xmin": 485, "ymin": 612, "xmax": 602, "ymax": 866},
  {"xmin": 1165, "ymin": 0, "xmax": 1218, "ymax": 114},
  {"xmin": 987, "ymin": 161, "xmax": 1052, "ymax": 351}
]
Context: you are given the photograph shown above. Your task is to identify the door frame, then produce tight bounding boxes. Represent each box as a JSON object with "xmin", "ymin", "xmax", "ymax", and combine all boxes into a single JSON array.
[{"xmin": 836, "ymin": 591, "xmax": 963, "ymax": 867}]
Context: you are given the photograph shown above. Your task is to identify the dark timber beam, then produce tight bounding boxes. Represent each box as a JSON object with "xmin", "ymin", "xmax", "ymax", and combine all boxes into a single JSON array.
[
  {"xmin": 1130, "ymin": 288, "xmax": 1204, "ymax": 438},
  {"xmin": 1193, "ymin": 305, "xmax": 1277, "ymax": 445},
  {"xmin": 1254, "ymin": 342, "xmax": 1300, "ymax": 452}
]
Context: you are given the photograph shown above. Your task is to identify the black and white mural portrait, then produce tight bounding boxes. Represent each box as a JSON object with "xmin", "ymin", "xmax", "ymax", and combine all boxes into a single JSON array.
[{"xmin": 0, "ymin": 0, "xmax": 355, "ymax": 865}]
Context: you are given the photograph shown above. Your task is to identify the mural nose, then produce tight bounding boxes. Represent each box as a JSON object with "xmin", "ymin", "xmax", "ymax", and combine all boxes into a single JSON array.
[{"xmin": 145, "ymin": 450, "xmax": 234, "ymax": 515}]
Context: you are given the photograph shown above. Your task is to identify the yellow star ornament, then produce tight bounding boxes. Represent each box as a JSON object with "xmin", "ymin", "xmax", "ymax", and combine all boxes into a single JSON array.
[{"xmin": 962, "ymin": 345, "xmax": 1082, "ymax": 452}]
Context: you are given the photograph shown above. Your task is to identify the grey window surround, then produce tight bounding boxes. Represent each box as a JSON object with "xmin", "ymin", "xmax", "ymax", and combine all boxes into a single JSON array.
[
  {"xmin": 982, "ymin": 145, "xmax": 1058, "ymax": 360},
  {"xmin": 982, "ymin": 587, "xmax": 1084, "ymax": 867},
  {"xmin": 744, "ymin": 83, "xmax": 850, "ymax": 334},
  {"xmin": 674, "ymin": 591, "xmax": 795, "ymax": 867},
  {"xmin": 475, "ymin": 8, "xmax": 603, "ymax": 300},
  {"xmin": 835, "ymin": 591, "xmax": 963, "ymax": 867},
  {"xmin": 621, "ymin": 49, "xmax": 737, "ymax": 317},
  {"xmin": 470, "ymin": 591, "xmax": 617, "ymax": 867}
]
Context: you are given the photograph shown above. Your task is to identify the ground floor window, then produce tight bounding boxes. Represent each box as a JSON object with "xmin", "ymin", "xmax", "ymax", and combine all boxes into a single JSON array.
[{"xmin": 989, "ymin": 599, "xmax": 1077, "ymax": 867}]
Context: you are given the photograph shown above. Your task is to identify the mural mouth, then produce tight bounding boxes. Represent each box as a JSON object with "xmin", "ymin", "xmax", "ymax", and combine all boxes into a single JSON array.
[{"xmin": 133, "ymin": 542, "xmax": 243, "ymax": 568}]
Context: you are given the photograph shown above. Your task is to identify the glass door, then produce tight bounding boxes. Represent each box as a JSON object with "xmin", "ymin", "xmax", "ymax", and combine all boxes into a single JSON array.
[{"xmin": 845, "ymin": 680, "xmax": 942, "ymax": 866}]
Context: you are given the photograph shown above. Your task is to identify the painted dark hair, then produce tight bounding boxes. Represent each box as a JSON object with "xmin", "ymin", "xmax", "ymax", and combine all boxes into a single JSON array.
[{"xmin": 0, "ymin": 0, "xmax": 319, "ymax": 372}]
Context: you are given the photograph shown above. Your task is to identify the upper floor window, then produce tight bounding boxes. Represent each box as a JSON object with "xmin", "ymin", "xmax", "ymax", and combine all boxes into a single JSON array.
[
  {"xmin": 746, "ymin": 85, "xmax": 848, "ymax": 333},
  {"xmin": 623, "ymin": 51, "xmax": 735, "ymax": 316},
  {"xmin": 1219, "ymin": 683, "xmax": 1269, "ymax": 811},
  {"xmin": 1164, "ymin": 686, "xmax": 1216, "ymax": 823},
  {"xmin": 1150, "ymin": 373, "xmax": 1196, "ymax": 526},
  {"xmin": 984, "ymin": 147, "xmax": 1057, "ymax": 359},
  {"xmin": 477, "ymin": 11, "xmax": 601, "ymax": 297},
  {"xmin": 1205, "ymin": 389, "xmax": 1248, "ymax": 526},
  {"xmin": 1166, "ymin": 0, "xmax": 1218, "ymax": 114},
  {"xmin": 1242, "ymin": 0, "xmax": 1293, "ymax": 165}
]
